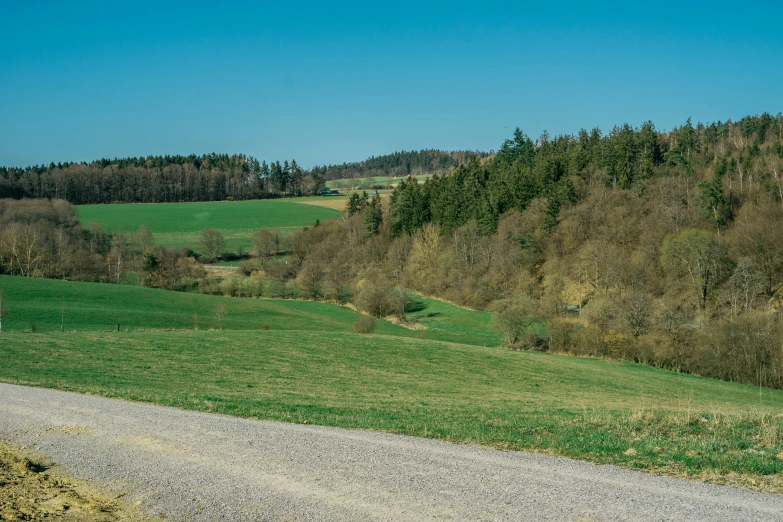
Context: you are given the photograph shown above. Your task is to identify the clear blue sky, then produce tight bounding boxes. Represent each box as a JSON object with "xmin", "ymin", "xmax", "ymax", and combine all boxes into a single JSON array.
[{"xmin": 1, "ymin": 1, "xmax": 781, "ymax": 168}]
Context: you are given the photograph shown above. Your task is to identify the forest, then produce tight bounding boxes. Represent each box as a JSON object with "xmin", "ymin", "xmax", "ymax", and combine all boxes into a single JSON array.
[
  {"xmin": 0, "ymin": 154, "xmax": 319, "ymax": 204},
  {"xmin": 0, "ymin": 150, "xmax": 484, "ymax": 205},
  {"xmin": 3, "ymin": 112, "xmax": 783, "ymax": 390}
]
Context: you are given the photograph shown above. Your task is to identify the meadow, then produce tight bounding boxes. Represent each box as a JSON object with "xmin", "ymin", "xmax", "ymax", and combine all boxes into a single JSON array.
[
  {"xmin": 77, "ymin": 199, "xmax": 340, "ymax": 252},
  {"xmin": 0, "ymin": 275, "xmax": 502, "ymax": 346},
  {"xmin": 406, "ymin": 294, "xmax": 504, "ymax": 347},
  {"xmin": 3, "ymin": 328, "xmax": 783, "ymax": 492},
  {"xmin": 0, "ymin": 275, "xmax": 408, "ymax": 336}
]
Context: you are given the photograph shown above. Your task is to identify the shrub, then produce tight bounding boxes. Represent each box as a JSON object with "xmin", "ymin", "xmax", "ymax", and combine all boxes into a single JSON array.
[
  {"xmin": 355, "ymin": 280, "xmax": 391, "ymax": 317},
  {"xmin": 522, "ymin": 332, "xmax": 548, "ymax": 352},
  {"xmin": 353, "ymin": 315, "xmax": 376, "ymax": 334},
  {"xmin": 260, "ymin": 323, "xmax": 270, "ymax": 331},
  {"xmin": 239, "ymin": 259, "xmax": 259, "ymax": 276},
  {"xmin": 491, "ymin": 294, "xmax": 539, "ymax": 346},
  {"xmin": 546, "ymin": 318, "xmax": 579, "ymax": 353},
  {"xmin": 218, "ymin": 278, "xmax": 238, "ymax": 297}
]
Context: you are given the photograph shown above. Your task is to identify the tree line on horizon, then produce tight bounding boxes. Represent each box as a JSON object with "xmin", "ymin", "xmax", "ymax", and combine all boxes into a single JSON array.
[
  {"xmin": 0, "ymin": 149, "xmax": 485, "ymax": 205},
  {"xmin": 0, "ymin": 153, "xmax": 323, "ymax": 204}
]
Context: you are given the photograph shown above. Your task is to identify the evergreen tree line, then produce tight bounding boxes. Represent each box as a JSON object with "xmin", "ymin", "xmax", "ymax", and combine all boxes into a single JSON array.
[
  {"xmin": 277, "ymin": 112, "xmax": 783, "ymax": 389},
  {"xmin": 387, "ymin": 113, "xmax": 783, "ymax": 237},
  {"xmin": 0, "ymin": 154, "xmax": 325, "ymax": 204},
  {"xmin": 311, "ymin": 149, "xmax": 488, "ymax": 181}
]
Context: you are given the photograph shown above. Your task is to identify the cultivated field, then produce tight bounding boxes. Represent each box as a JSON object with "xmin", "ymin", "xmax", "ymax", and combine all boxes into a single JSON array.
[
  {"xmin": 297, "ymin": 193, "xmax": 392, "ymax": 212},
  {"xmin": 295, "ymin": 195, "xmax": 350, "ymax": 211},
  {"xmin": 77, "ymin": 199, "xmax": 340, "ymax": 252}
]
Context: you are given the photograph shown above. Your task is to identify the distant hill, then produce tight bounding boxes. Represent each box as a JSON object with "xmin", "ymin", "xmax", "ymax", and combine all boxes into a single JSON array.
[{"xmin": 311, "ymin": 149, "xmax": 489, "ymax": 181}]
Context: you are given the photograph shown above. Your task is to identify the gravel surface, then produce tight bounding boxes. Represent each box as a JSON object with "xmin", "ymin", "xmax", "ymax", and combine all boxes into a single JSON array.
[{"xmin": 1, "ymin": 382, "xmax": 782, "ymax": 521}]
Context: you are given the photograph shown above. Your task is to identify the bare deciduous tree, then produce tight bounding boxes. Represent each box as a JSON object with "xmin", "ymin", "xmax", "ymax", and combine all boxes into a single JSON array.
[
  {"xmin": 250, "ymin": 229, "xmax": 277, "ymax": 268},
  {"xmin": 212, "ymin": 304, "xmax": 227, "ymax": 331},
  {"xmin": 623, "ymin": 291, "xmax": 652, "ymax": 339},
  {"xmin": 199, "ymin": 229, "xmax": 225, "ymax": 261}
]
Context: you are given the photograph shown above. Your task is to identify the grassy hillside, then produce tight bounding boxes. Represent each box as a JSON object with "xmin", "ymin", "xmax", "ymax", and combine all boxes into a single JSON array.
[
  {"xmin": 2, "ymin": 329, "xmax": 783, "ymax": 491},
  {"xmin": 0, "ymin": 275, "xmax": 409, "ymax": 336},
  {"xmin": 0, "ymin": 276, "xmax": 502, "ymax": 345},
  {"xmin": 77, "ymin": 199, "xmax": 340, "ymax": 252},
  {"xmin": 406, "ymin": 294, "xmax": 504, "ymax": 347}
]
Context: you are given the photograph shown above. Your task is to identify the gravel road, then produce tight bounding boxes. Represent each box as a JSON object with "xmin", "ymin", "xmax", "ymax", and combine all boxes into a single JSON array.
[{"xmin": 1, "ymin": 382, "xmax": 782, "ymax": 521}]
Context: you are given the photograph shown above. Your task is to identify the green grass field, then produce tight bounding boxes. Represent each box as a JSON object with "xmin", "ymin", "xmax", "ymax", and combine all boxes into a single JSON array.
[
  {"xmin": 0, "ymin": 276, "xmax": 501, "ymax": 345},
  {"xmin": 77, "ymin": 199, "xmax": 340, "ymax": 252},
  {"xmin": 3, "ymin": 329, "xmax": 783, "ymax": 491},
  {"xmin": 0, "ymin": 275, "xmax": 409, "ymax": 337},
  {"xmin": 406, "ymin": 294, "xmax": 504, "ymax": 347}
]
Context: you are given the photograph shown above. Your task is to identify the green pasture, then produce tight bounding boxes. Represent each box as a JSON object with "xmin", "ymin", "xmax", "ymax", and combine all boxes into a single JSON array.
[
  {"xmin": 3, "ymin": 328, "xmax": 783, "ymax": 491},
  {"xmin": 0, "ymin": 276, "xmax": 503, "ymax": 346},
  {"xmin": 0, "ymin": 275, "xmax": 407, "ymax": 336},
  {"xmin": 406, "ymin": 294, "xmax": 504, "ymax": 347},
  {"xmin": 76, "ymin": 199, "xmax": 340, "ymax": 252}
]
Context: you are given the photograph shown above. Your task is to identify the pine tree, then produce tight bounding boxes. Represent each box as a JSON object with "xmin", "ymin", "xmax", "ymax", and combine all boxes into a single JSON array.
[
  {"xmin": 346, "ymin": 192, "xmax": 368, "ymax": 216},
  {"xmin": 477, "ymin": 196, "xmax": 499, "ymax": 235},
  {"xmin": 364, "ymin": 194, "xmax": 383, "ymax": 235},
  {"xmin": 699, "ymin": 158, "xmax": 733, "ymax": 231}
]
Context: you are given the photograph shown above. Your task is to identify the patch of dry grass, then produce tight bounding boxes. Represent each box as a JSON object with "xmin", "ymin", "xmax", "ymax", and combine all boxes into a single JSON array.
[{"xmin": 0, "ymin": 440, "xmax": 159, "ymax": 521}]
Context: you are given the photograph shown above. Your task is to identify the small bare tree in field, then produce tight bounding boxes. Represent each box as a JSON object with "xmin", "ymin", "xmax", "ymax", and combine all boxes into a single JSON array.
[
  {"xmin": 193, "ymin": 311, "xmax": 199, "ymax": 331},
  {"xmin": 212, "ymin": 304, "xmax": 227, "ymax": 331}
]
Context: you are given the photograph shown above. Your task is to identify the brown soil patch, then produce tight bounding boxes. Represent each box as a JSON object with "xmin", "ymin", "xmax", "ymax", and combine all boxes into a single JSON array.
[
  {"xmin": 0, "ymin": 440, "xmax": 157, "ymax": 521},
  {"xmin": 295, "ymin": 198, "xmax": 348, "ymax": 211}
]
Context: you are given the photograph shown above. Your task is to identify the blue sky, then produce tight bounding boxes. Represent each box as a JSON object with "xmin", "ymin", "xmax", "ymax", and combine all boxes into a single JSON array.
[{"xmin": 1, "ymin": 1, "xmax": 781, "ymax": 167}]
